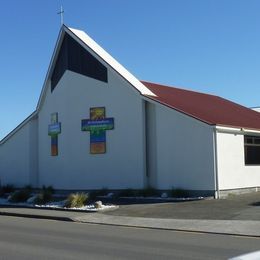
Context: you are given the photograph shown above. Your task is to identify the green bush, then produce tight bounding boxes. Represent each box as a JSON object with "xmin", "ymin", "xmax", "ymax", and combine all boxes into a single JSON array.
[
  {"xmin": 8, "ymin": 189, "xmax": 31, "ymax": 203},
  {"xmin": 24, "ymin": 185, "xmax": 32, "ymax": 192},
  {"xmin": 171, "ymin": 188, "xmax": 189, "ymax": 198},
  {"xmin": 65, "ymin": 193, "xmax": 88, "ymax": 208},
  {"xmin": 89, "ymin": 188, "xmax": 108, "ymax": 200},
  {"xmin": 0, "ymin": 184, "xmax": 15, "ymax": 196},
  {"xmin": 118, "ymin": 189, "xmax": 138, "ymax": 197},
  {"xmin": 42, "ymin": 185, "xmax": 54, "ymax": 194},
  {"xmin": 138, "ymin": 187, "xmax": 158, "ymax": 197},
  {"xmin": 33, "ymin": 187, "xmax": 54, "ymax": 205},
  {"xmin": 97, "ymin": 187, "xmax": 108, "ymax": 196}
]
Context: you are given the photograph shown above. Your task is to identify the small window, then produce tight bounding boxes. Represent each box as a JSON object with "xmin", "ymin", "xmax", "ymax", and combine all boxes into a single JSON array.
[{"xmin": 244, "ymin": 135, "xmax": 260, "ymax": 165}]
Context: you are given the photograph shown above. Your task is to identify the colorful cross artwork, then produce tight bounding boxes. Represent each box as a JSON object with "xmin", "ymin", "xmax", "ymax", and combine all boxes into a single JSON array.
[
  {"xmin": 81, "ymin": 107, "xmax": 114, "ymax": 154},
  {"xmin": 48, "ymin": 113, "xmax": 61, "ymax": 156}
]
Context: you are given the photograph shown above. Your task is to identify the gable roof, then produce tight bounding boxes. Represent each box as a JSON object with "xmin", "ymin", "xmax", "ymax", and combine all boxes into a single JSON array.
[
  {"xmin": 37, "ymin": 25, "xmax": 155, "ymax": 110},
  {"xmin": 68, "ymin": 27, "xmax": 155, "ymax": 95},
  {"xmin": 1, "ymin": 25, "xmax": 155, "ymax": 144},
  {"xmin": 142, "ymin": 81, "xmax": 260, "ymax": 131},
  {"xmin": 2, "ymin": 26, "xmax": 260, "ymax": 145}
]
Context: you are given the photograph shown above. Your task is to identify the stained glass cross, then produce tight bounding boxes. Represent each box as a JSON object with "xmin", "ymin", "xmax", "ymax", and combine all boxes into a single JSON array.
[
  {"xmin": 48, "ymin": 113, "xmax": 61, "ymax": 156},
  {"xmin": 81, "ymin": 107, "xmax": 114, "ymax": 154}
]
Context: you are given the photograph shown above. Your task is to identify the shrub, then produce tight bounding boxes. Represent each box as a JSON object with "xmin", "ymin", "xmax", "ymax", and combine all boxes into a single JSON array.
[
  {"xmin": 171, "ymin": 188, "xmax": 189, "ymax": 198},
  {"xmin": 24, "ymin": 185, "xmax": 32, "ymax": 192},
  {"xmin": 97, "ymin": 187, "xmax": 108, "ymax": 196},
  {"xmin": 42, "ymin": 185, "xmax": 54, "ymax": 194},
  {"xmin": 8, "ymin": 189, "xmax": 31, "ymax": 203},
  {"xmin": 0, "ymin": 184, "xmax": 15, "ymax": 196},
  {"xmin": 138, "ymin": 187, "xmax": 158, "ymax": 197},
  {"xmin": 65, "ymin": 193, "xmax": 88, "ymax": 208},
  {"xmin": 89, "ymin": 188, "xmax": 108, "ymax": 200},
  {"xmin": 118, "ymin": 188, "xmax": 138, "ymax": 197},
  {"xmin": 33, "ymin": 186, "xmax": 54, "ymax": 205}
]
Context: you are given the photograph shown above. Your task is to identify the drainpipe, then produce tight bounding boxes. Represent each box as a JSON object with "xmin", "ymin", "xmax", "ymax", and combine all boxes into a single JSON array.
[{"xmin": 213, "ymin": 128, "xmax": 220, "ymax": 199}]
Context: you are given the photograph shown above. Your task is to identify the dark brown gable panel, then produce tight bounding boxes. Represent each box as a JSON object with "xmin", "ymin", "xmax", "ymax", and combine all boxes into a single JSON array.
[
  {"xmin": 67, "ymin": 34, "xmax": 108, "ymax": 83},
  {"xmin": 51, "ymin": 33, "xmax": 108, "ymax": 92},
  {"xmin": 51, "ymin": 35, "xmax": 68, "ymax": 92}
]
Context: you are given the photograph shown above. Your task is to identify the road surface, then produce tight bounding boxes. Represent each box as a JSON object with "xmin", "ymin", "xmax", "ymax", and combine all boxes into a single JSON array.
[{"xmin": 0, "ymin": 216, "xmax": 259, "ymax": 259}]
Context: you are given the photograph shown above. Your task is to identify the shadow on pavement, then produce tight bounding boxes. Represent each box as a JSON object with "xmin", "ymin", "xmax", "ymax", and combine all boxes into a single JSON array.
[
  {"xmin": 250, "ymin": 201, "xmax": 260, "ymax": 206},
  {"xmin": 97, "ymin": 197, "xmax": 200, "ymax": 205}
]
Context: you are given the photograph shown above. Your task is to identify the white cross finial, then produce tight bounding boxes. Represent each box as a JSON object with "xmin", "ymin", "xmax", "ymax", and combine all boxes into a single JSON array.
[{"xmin": 57, "ymin": 6, "xmax": 64, "ymax": 26}]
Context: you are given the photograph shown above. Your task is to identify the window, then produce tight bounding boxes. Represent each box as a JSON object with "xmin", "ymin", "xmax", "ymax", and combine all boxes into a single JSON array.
[
  {"xmin": 244, "ymin": 135, "xmax": 260, "ymax": 165},
  {"xmin": 51, "ymin": 33, "xmax": 108, "ymax": 92}
]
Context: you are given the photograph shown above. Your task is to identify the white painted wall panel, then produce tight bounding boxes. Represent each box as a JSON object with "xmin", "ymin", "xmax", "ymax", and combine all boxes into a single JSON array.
[
  {"xmin": 0, "ymin": 118, "xmax": 38, "ymax": 187},
  {"xmin": 38, "ymin": 69, "xmax": 145, "ymax": 190},
  {"xmin": 150, "ymin": 104, "xmax": 215, "ymax": 191},
  {"xmin": 217, "ymin": 132, "xmax": 260, "ymax": 190}
]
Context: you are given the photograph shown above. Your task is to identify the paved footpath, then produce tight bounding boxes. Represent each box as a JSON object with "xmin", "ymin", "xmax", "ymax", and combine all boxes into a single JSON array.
[
  {"xmin": 74, "ymin": 213, "xmax": 260, "ymax": 237},
  {"xmin": 0, "ymin": 207, "xmax": 260, "ymax": 237}
]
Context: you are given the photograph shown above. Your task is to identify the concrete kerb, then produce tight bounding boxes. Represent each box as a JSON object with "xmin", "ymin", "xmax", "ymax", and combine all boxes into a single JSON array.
[
  {"xmin": 0, "ymin": 210, "xmax": 73, "ymax": 222},
  {"xmin": 0, "ymin": 205, "xmax": 97, "ymax": 222}
]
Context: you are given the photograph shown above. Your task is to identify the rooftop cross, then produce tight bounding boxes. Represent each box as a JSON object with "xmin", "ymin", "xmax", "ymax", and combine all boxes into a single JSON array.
[
  {"xmin": 57, "ymin": 6, "xmax": 64, "ymax": 26},
  {"xmin": 81, "ymin": 107, "xmax": 114, "ymax": 154}
]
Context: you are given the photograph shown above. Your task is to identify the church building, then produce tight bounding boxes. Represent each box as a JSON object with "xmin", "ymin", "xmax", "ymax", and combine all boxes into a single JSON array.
[{"xmin": 1, "ymin": 25, "xmax": 260, "ymax": 198}]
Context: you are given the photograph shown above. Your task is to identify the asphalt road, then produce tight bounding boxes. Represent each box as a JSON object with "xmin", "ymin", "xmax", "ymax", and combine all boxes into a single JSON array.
[{"xmin": 0, "ymin": 216, "xmax": 259, "ymax": 260}]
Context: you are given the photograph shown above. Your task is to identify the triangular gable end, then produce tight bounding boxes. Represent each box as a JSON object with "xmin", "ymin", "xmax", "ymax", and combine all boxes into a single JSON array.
[
  {"xmin": 51, "ymin": 32, "xmax": 108, "ymax": 92},
  {"xmin": 68, "ymin": 27, "xmax": 155, "ymax": 96},
  {"xmin": 37, "ymin": 25, "xmax": 155, "ymax": 110}
]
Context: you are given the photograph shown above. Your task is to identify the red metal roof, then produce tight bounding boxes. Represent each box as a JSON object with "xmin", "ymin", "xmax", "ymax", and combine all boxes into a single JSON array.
[{"xmin": 142, "ymin": 81, "xmax": 260, "ymax": 130}]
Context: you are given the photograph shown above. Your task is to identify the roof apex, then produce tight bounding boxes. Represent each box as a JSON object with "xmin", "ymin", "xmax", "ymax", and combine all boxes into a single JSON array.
[{"xmin": 65, "ymin": 26, "xmax": 155, "ymax": 96}]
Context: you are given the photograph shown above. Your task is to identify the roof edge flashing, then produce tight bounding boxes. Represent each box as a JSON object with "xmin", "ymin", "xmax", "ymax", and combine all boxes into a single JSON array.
[
  {"xmin": 215, "ymin": 125, "xmax": 260, "ymax": 135},
  {"xmin": 67, "ymin": 27, "xmax": 156, "ymax": 97},
  {"xmin": 0, "ymin": 111, "xmax": 38, "ymax": 145}
]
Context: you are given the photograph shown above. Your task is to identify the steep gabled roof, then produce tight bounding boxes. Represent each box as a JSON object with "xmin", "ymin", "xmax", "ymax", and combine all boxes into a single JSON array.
[
  {"xmin": 142, "ymin": 81, "xmax": 260, "ymax": 131},
  {"xmin": 1, "ymin": 25, "xmax": 155, "ymax": 144},
  {"xmin": 2, "ymin": 26, "xmax": 260, "ymax": 145},
  {"xmin": 68, "ymin": 27, "xmax": 155, "ymax": 95},
  {"xmin": 37, "ymin": 25, "xmax": 155, "ymax": 110}
]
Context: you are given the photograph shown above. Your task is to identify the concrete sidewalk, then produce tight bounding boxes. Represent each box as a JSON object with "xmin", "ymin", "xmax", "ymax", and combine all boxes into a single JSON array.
[
  {"xmin": 74, "ymin": 213, "xmax": 260, "ymax": 237},
  {"xmin": 0, "ymin": 206, "xmax": 259, "ymax": 237}
]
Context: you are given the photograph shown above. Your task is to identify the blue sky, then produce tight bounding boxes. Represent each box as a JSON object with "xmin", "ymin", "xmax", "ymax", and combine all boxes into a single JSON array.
[{"xmin": 0, "ymin": 0, "xmax": 260, "ymax": 139}]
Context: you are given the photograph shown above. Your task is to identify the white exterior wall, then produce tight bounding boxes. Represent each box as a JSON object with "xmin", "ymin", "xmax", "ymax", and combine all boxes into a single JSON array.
[
  {"xmin": 38, "ymin": 69, "xmax": 146, "ymax": 190},
  {"xmin": 216, "ymin": 132, "xmax": 260, "ymax": 190},
  {"xmin": 147, "ymin": 103, "xmax": 215, "ymax": 191},
  {"xmin": 0, "ymin": 117, "xmax": 38, "ymax": 187}
]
